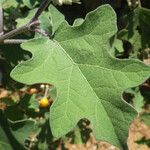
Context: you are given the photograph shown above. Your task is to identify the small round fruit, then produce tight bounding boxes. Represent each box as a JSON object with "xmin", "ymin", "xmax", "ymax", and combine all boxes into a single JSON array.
[{"xmin": 39, "ymin": 98, "xmax": 49, "ymax": 108}]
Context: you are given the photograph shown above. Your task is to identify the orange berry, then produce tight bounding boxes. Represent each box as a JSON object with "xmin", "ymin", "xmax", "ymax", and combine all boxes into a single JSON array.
[{"xmin": 39, "ymin": 98, "xmax": 49, "ymax": 108}]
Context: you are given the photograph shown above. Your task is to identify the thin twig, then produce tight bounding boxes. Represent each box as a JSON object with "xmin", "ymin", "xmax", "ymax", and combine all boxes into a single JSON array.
[
  {"xmin": 34, "ymin": 28, "xmax": 48, "ymax": 36},
  {"xmin": 0, "ymin": 4, "xmax": 3, "ymax": 34},
  {"xmin": 0, "ymin": 20, "xmax": 39, "ymax": 43},
  {"xmin": 0, "ymin": 0, "xmax": 51, "ymax": 43},
  {"xmin": 0, "ymin": 39, "xmax": 27, "ymax": 44},
  {"xmin": 30, "ymin": 0, "xmax": 51, "ymax": 23},
  {"xmin": 138, "ymin": 0, "xmax": 141, "ymax": 7},
  {"xmin": 7, "ymin": 118, "xmax": 28, "ymax": 124},
  {"xmin": 44, "ymin": 85, "xmax": 50, "ymax": 98}
]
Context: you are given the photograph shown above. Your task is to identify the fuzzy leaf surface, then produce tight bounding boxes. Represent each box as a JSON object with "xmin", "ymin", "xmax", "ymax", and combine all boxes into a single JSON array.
[{"xmin": 11, "ymin": 5, "xmax": 150, "ymax": 149}]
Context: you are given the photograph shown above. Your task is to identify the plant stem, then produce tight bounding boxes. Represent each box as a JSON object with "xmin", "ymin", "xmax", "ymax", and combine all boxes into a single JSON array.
[
  {"xmin": 0, "ymin": 39, "xmax": 27, "ymax": 44},
  {"xmin": 0, "ymin": 4, "xmax": 3, "ymax": 34},
  {"xmin": 0, "ymin": 21, "xmax": 39, "ymax": 42},
  {"xmin": 30, "ymin": 0, "xmax": 52, "ymax": 23},
  {"xmin": 0, "ymin": 0, "xmax": 51, "ymax": 43},
  {"xmin": 44, "ymin": 85, "xmax": 50, "ymax": 98},
  {"xmin": 34, "ymin": 28, "xmax": 48, "ymax": 36},
  {"xmin": 7, "ymin": 118, "xmax": 28, "ymax": 124},
  {"xmin": 138, "ymin": 0, "xmax": 141, "ymax": 7}
]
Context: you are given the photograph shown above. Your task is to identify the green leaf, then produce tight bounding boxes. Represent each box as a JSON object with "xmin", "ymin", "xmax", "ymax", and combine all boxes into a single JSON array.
[
  {"xmin": 11, "ymin": 120, "xmax": 40, "ymax": 145},
  {"xmin": 19, "ymin": 94, "xmax": 39, "ymax": 110},
  {"xmin": 10, "ymin": 5, "xmax": 150, "ymax": 149},
  {"xmin": 2, "ymin": 0, "xmax": 19, "ymax": 9},
  {"xmin": 16, "ymin": 8, "xmax": 49, "ymax": 32},
  {"xmin": 0, "ymin": 125, "xmax": 12, "ymax": 150},
  {"xmin": 22, "ymin": 0, "xmax": 38, "ymax": 9},
  {"xmin": 139, "ymin": 112, "xmax": 150, "ymax": 126},
  {"xmin": 0, "ymin": 110, "xmax": 24, "ymax": 150},
  {"xmin": 118, "ymin": 6, "xmax": 150, "ymax": 57},
  {"xmin": 48, "ymin": 5, "xmax": 65, "ymax": 35},
  {"xmin": 49, "ymin": 86, "xmax": 57, "ymax": 101},
  {"xmin": 28, "ymin": 95, "xmax": 39, "ymax": 110},
  {"xmin": 114, "ymin": 39, "xmax": 124, "ymax": 53},
  {"xmin": 74, "ymin": 126, "xmax": 82, "ymax": 144},
  {"xmin": 73, "ymin": 18, "xmax": 84, "ymax": 26},
  {"xmin": 125, "ymin": 88, "xmax": 144, "ymax": 112},
  {"xmin": 16, "ymin": 5, "xmax": 65, "ymax": 36},
  {"xmin": 110, "ymin": 37, "xmax": 124, "ymax": 56},
  {"xmin": 16, "ymin": 9, "xmax": 36, "ymax": 28},
  {"xmin": 132, "ymin": 91, "xmax": 144, "ymax": 112}
]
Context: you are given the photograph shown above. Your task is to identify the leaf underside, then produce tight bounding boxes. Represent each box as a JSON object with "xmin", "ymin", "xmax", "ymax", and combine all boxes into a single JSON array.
[{"xmin": 11, "ymin": 5, "xmax": 150, "ymax": 150}]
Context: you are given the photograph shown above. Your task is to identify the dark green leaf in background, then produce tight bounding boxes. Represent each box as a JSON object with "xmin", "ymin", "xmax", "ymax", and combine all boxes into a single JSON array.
[{"xmin": 118, "ymin": 6, "xmax": 150, "ymax": 58}]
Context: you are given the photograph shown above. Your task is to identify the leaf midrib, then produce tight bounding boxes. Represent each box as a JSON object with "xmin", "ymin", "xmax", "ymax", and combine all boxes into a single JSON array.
[{"xmin": 56, "ymin": 41, "xmax": 120, "ymax": 144}]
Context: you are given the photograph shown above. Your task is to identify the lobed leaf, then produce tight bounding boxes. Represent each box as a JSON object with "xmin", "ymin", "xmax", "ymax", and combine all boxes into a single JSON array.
[{"xmin": 11, "ymin": 5, "xmax": 150, "ymax": 149}]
